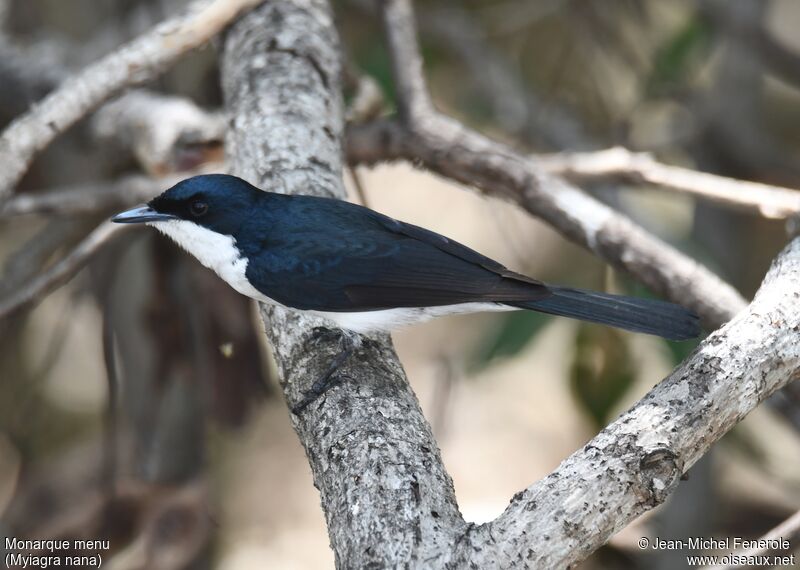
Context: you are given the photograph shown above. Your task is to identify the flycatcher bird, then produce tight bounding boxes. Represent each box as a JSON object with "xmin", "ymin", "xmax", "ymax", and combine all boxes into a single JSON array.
[
  {"xmin": 112, "ymin": 174, "xmax": 699, "ymax": 409},
  {"xmin": 112, "ymin": 174, "xmax": 699, "ymax": 339}
]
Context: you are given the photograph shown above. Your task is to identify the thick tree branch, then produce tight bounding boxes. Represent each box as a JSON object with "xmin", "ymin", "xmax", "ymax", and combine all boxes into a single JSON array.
[
  {"xmin": 220, "ymin": 1, "xmax": 463, "ymax": 567},
  {"xmin": 450, "ymin": 236, "xmax": 800, "ymax": 569},
  {"xmin": 358, "ymin": 2, "xmax": 800, "ymax": 566},
  {"xmin": 535, "ymin": 147, "xmax": 800, "ymax": 220},
  {"xmin": 0, "ymin": 0, "xmax": 261, "ymax": 203}
]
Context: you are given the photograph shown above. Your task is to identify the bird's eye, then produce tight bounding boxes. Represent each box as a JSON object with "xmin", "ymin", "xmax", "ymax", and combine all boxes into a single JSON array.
[{"xmin": 189, "ymin": 200, "xmax": 208, "ymax": 217}]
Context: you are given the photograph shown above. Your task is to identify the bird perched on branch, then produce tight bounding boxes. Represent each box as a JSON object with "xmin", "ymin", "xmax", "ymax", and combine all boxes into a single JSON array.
[{"xmin": 112, "ymin": 174, "xmax": 699, "ymax": 409}]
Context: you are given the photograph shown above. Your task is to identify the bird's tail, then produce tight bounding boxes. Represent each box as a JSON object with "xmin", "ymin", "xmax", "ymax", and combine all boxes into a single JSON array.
[{"xmin": 509, "ymin": 286, "xmax": 700, "ymax": 340}]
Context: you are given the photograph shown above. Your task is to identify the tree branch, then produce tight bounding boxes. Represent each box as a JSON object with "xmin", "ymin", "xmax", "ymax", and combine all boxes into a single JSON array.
[
  {"xmin": 0, "ymin": 0, "xmax": 261, "ymax": 203},
  {"xmin": 368, "ymin": 0, "xmax": 754, "ymax": 333},
  {"xmin": 346, "ymin": 119, "xmax": 745, "ymax": 330},
  {"xmin": 0, "ymin": 222, "xmax": 127, "ymax": 319},
  {"xmin": 382, "ymin": 0, "xmax": 434, "ymax": 122},
  {"xmin": 92, "ymin": 90, "xmax": 225, "ymax": 176},
  {"xmin": 0, "ymin": 88, "xmax": 226, "ymax": 315},
  {"xmin": 534, "ymin": 147, "xmax": 800, "ymax": 220},
  {"xmin": 220, "ymin": 1, "xmax": 463, "ymax": 567},
  {"xmin": 346, "ymin": 3, "xmax": 747, "ymax": 334},
  {"xmin": 360, "ymin": 2, "xmax": 800, "ymax": 566},
  {"xmin": 451, "ymin": 236, "xmax": 800, "ymax": 568},
  {"xmin": 0, "ymin": 175, "xmax": 167, "ymax": 218}
]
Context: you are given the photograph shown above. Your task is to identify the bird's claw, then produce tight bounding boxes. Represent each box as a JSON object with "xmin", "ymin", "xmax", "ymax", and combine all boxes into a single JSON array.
[
  {"xmin": 309, "ymin": 326, "xmax": 340, "ymax": 345},
  {"xmin": 291, "ymin": 329, "xmax": 361, "ymax": 415},
  {"xmin": 291, "ymin": 373, "xmax": 349, "ymax": 414}
]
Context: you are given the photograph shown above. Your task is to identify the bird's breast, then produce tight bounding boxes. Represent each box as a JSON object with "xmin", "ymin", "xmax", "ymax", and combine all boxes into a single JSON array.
[{"xmin": 149, "ymin": 219, "xmax": 273, "ymax": 302}]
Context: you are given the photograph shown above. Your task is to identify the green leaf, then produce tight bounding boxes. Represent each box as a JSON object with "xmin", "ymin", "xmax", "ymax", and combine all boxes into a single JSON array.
[
  {"xmin": 569, "ymin": 325, "xmax": 637, "ymax": 428},
  {"xmin": 647, "ymin": 15, "xmax": 712, "ymax": 95},
  {"xmin": 469, "ymin": 311, "xmax": 552, "ymax": 372},
  {"xmin": 355, "ymin": 43, "xmax": 396, "ymax": 110}
]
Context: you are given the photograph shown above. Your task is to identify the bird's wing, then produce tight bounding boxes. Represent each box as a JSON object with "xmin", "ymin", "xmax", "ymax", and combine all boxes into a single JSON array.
[
  {"xmin": 369, "ymin": 212, "xmax": 545, "ymax": 285},
  {"xmin": 244, "ymin": 204, "xmax": 550, "ymax": 312}
]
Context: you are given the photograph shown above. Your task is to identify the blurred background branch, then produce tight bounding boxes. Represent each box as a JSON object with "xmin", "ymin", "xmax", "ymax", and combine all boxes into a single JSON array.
[
  {"xmin": 534, "ymin": 147, "xmax": 800, "ymax": 220},
  {"xmin": 0, "ymin": 0, "xmax": 258, "ymax": 201}
]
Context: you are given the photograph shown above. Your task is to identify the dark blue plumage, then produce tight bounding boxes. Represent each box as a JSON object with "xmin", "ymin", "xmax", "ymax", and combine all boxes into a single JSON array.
[{"xmin": 112, "ymin": 174, "xmax": 700, "ymax": 340}]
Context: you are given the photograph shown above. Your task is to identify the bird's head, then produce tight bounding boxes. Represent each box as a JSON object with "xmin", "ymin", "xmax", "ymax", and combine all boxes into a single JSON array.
[
  {"xmin": 111, "ymin": 174, "xmax": 268, "ymax": 271},
  {"xmin": 112, "ymin": 174, "xmax": 263, "ymax": 235}
]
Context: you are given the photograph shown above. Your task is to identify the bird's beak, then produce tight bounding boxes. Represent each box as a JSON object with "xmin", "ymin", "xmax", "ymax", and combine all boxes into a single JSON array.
[{"xmin": 111, "ymin": 205, "xmax": 178, "ymax": 224}]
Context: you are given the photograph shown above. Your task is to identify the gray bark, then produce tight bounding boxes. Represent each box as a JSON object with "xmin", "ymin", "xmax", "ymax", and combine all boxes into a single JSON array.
[
  {"xmin": 220, "ymin": 1, "xmax": 464, "ymax": 567},
  {"xmin": 450, "ymin": 235, "xmax": 800, "ymax": 568}
]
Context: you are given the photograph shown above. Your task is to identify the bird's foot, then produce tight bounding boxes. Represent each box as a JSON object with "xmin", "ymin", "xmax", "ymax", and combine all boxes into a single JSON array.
[
  {"xmin": 291, "ymin": 329, "xmax": 361, "ymax": 415},
  {"xmin": 309, "ymin": 326, "xmax": 343, "ymax": 345}
]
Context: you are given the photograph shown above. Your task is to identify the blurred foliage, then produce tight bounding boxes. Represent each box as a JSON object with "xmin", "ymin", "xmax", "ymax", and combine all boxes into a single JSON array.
[
  {"xmin": 353, "ymin": 41, "xmax": 396, "ymax": 109},
  {"xmin": 646, "ymin": 13, "xmax": 713, "ymax": 96},
  {"xmin": 569, "ymin": 325, "xmax": 636, "ymax": 429},
  {"xmin": 469, "ymin": 310, "xmax": 551, "ymax": 371},
  {"xmin": 662, "ymin": 334, "xmax": 701, "ymax": 366}
]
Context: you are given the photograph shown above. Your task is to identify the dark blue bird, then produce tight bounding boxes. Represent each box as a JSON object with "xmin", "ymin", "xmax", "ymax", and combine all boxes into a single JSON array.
[{"xmin": 111, "ymin": 174, "xmax": 700, "ymax": 341}]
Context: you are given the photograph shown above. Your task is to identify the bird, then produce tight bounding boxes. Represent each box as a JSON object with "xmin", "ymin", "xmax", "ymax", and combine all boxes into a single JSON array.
[
  {"xmin": 112, "ymin": 174, "xmax": 699, "ymax": 409},
  {"xmin": 112, "ymin": 173, "xmax": 700, "ymax": 338}
]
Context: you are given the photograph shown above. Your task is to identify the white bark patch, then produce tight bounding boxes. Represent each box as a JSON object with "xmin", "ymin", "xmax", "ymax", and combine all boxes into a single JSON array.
[{"xmin": 542, "ymin": 174, "xmax": 614, "ymax": 250}]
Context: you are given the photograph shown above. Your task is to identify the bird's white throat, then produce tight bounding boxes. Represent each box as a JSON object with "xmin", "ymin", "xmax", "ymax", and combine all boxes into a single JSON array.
[{"xmin": 148, "ymin": 219, "xmax": 267, "ymax": 301}]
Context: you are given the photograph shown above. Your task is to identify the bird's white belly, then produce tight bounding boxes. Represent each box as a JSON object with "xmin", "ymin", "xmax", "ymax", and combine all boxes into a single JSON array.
[
  {"xmin": 309, "ymin": 303, "xmax": 515, "ymax": 334},
  {"xmin": 148, "ymin": 219, "xmax": 515, "ymax": 333}
]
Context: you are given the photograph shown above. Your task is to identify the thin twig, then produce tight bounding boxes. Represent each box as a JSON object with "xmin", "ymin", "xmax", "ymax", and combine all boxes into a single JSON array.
[
  {"xmin": 0, "ymin": 222, "xmax": 128, "ymax": 319},
  {"xmin": 382, "ymin": 0, "xmax": 434, "ymax": 122},
  {"xmin": 0, "ymin": 0, "xmax": 262, "ymax": 203},
  {"xmin": 1, "ymin": 169, "xmax": 224, "ymax": 218},
  {"xmin": 101, "ymin": 310, "xmax": 119, "ymax": 496},
  {"xmin": 347, "ymin": 166, "xmax": 371, "ymax": 208},
  {"xmin": 536, "ymin": 147, "xmax": 800, "ymax": 220},
  {"xmin": 0, "ymin": 175, "xmax": 166, "ymax": 217},
  {"xmin": 0, "ymin": 219, "xmax": 90, "ymax": 296}
]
